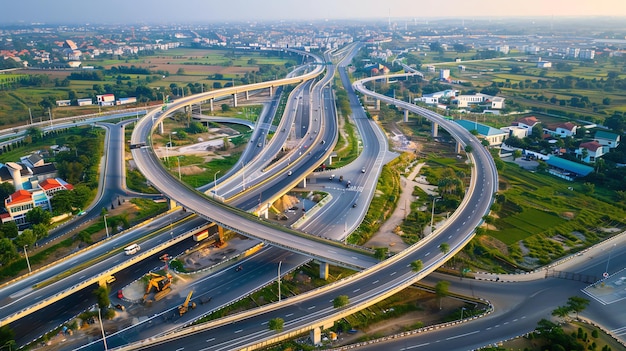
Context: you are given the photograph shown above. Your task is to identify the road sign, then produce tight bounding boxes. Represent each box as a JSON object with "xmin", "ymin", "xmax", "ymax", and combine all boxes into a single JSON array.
[{"xmin": 603, "ymin": 272, "xmax": 609, "ymax": 278}]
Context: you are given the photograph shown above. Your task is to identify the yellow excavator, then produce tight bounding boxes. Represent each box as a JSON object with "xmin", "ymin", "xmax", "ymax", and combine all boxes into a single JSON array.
[
  {"xmin": 178, "ymin": 290, "xmax": 197, "ymax": 316},
  {"xmin": 143, "ymin": 272, "xmax": 172, "ymax": 304}
]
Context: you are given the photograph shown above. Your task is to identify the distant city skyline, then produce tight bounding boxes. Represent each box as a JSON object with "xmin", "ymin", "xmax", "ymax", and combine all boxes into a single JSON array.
[{"xmin": 2, "ymin": 0, "xmax": 626, "ymax": 25}]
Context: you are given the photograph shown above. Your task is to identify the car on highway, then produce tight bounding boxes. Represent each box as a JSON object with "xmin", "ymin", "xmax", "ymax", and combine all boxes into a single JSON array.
[
  {"xmin": 287, "ymin": 170, "xmax": 292, "ymax": 176},
  {"xmin": 361, "ymin": 168, "xmax": 366, "ymax": 173}
]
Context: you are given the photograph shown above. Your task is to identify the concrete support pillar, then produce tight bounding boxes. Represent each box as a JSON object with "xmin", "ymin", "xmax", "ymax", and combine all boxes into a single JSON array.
[
  {"xmin": 168, "ymin": 198, "xmax": 177, "ymax": 210},
  {"xmin": 245, "ymin": 91, "xmax": 249, "ymax": 100},
  {"xmin": 217, "ymin": 225, "xmax": 225, "ymax": 243},
  {"xmin": 232, "ymin": 93, "xmax": 238, "ymax": 107},
  {"xmin": 375, "ymin": 99, "xmax": 380, "ymax": 110},
  {"xmin": 456, "ymin": 142, "xmax": 463, "ymax": 154},
  {"xmin": 404, "ymin": 109, "xmax": 409, "ymax": 122},
  {"xmin": 310, "ymin": 327, "xmax": 321, "ymax": 346},
  {"xmin": 300, "ymin": 177, "xmax": 307, "ymax": 188},
  {"xmin": 319, "ymin": 261, "xmax": 329, "ymax": 280},
  {"xmin": 210, "ymin": 98, "xmax": 214, "ymax": 112},
  {"xmin": 269, "ymin": 86, "xmax": 273, "ymax": 96},
  {"xmin": 432, "ymin": 122, "xmax": 439, "ymax": 138},
  {"xmin": 158, "ymin": 121, "xmax": 164, "ymax": 134},
  {"xmin": 327, "ymin": 155, "xmax": 334, "ymax": 166}
]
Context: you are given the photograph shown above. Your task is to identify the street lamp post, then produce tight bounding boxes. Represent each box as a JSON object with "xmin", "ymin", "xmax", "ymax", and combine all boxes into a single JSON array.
[
  {"xmin": 430, "ymin": 197, "xmax": 442, "ymax": 234},
  {"xmin": 104, "ymin": 214, "xmax": 109, "ymax": 238},
  {"xmin": 23, "ymin": 245, "xmax": 31, "ymax": 273},
  {"xmin": 460, "ymin": 307, "xmax": 466, "ymax": 320},
  {"xmin": 278, "ymin": 261, "xmax": 282, "ymax": 302},
  {"xmin": 177, "ymin": 156, "xmax": 182, "ymax": 180},
  {"xmin": 98, "ymin": 307, "xmax": 108, "ymax": 351},
  {"xmin": 214, "ymin": 170, "xmax": 221, "ymax": 199},
  {"xmin": 604, "ymin": 243, "xmax": 617, "ymax": 278}
]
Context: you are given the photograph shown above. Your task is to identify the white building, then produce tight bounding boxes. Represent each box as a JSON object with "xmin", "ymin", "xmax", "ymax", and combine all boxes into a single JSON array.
[
  {"xmin": 415, "ymin": 89, "xmax": 457, "ymax": 105},
  {"xmin": 440, "ymin": 69, "xmax": 450, "ymax": 81},
  {"xmin": 580, "ymin": 49, "xmax": 595, "ymax": 60}
]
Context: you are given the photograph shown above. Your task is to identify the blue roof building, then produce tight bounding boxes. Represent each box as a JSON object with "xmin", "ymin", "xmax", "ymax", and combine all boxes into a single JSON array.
[
  {"xmin": 455, "ymin": 119, "xmax": 507, "ymax": 147},
  {"xmin": 546, "ymin": 156, "xmax": 593, "ymax": 181}
]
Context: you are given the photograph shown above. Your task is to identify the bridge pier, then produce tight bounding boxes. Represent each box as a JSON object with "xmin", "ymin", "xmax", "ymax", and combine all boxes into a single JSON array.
[
  {"xmin": 319, "ymin": 261, "xmax": 329, "ymax": 280},
  {"xmin": 456, "ymin": 141, "xmax": 462, "ymax": 154},
  {"xmin": 310, "ymin": 327, "xmax": 321, "ymax": 346},
  {"xmin": 432, "ymin": 122, "xmax": 439, "ymax": 138},
  {"xmin": 158, "ymin": 121, "xmax": 164, "ymax": 134},
  {"xmin": 269, "ymin": 86, "xmax": 273, "ymax": 96},
  {"xmin": 245, "ymin": 91, "xmax": 249, "ymax": 100},
  {"xmin": 375, "ymin": 99, "xmax": 380, "ymax": 110},
  {"xmin": 300, "ymin": 177, "xmax": 307, "ymax": 188},
  {"xmin": 404, "ymin": 109, "xmax": 409, "ymax": 122},
  {"xmin": 168, "ymin": 198, "xmax": 177, "ymax": 210},
  {"xmin": 209, "ymin": 98, "xmax": 214, "ymax": 112},
  {"xmin": 232, "ymin": 93, "xmax": 238, "ymax": 107}
]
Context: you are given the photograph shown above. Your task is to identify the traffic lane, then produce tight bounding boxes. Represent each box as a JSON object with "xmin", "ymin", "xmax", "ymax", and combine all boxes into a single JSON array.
[
  {"xmin": 0, "ymin": 210, "xmax": 192, "ymax": 305},
  {"xmin": 85, "ymin": 247, "xmax": 310, "ymax": 351},
  {"xmin": 0, "ymin": 213, "xmax": 203, "ymax": 321},
  {"xmin": 11, "ymin": 229, "xmax": 207, "ymax": 346}
]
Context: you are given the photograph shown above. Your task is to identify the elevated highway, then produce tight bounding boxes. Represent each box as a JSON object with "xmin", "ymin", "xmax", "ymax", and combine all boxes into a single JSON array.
[{"xmin": 117, "ymin": 70, "xmax": 499, "ymax": 350}]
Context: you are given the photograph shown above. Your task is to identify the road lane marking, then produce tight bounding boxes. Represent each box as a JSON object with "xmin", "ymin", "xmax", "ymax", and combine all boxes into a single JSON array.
[
  {"xmin": 234, "ymin": 329, "xmax": 243, "ymax": 333},
  {"xmin": 261, "ymin": 321, "xmax": 268, "ymax": 325},
  {"xmin": 403, "ymin": 343, "xmax": 430, "ymax": 350},
  {"xmin": 372, "ymin": 280, "xmax": 379, "ymax": 284},
  {"xmin": 425, "ymin": 252, "xmax": 430, "ymax": 256},
  {"xmin": 390, "ymin": 272, "xmax": 397, "ymax": 276},
  {"xmin": 308, "ymin": 306, "xmax": 316, "ymax": 310},
  {"xmin": 206, "ymin": 338, "xmax": 215, "ymax": 342},
  {"xmin": 353, "ymin": 288, "xmax": 360, "ymax": 293},
  {"xmin": 286, "ymin": 313, "xmax": 294, "ymax": 317},
  {"xmin": 446, "ymin": 330, "xmax": 479, "ymax": 340}
]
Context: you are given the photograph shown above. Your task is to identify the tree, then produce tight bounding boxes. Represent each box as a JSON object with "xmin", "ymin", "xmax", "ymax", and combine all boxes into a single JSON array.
[
  {"xmin": 0, "ymin": 182, "xmax": 15, "ymax": 204},
  {"xmin": 0, "ymin": 326, "xmax": 15, "ymax": 351},
  {"xmin": 32, "ymin": 223, "xmax": 48, "ymax": 240},
  {"xmin": 176, "ymin": 68, "xmax": 185, "ymax": 75},
  {"xmin": 513, "ymin": 149, "xmax": 522, "ymax": 160},
  {"xmin": 26, "ymin": 207, "xmax": 51, "ymax": 226},
  {"xmin": 464, "ymin": 145, "xmax": 473, "ymax": 153},
  {"xmin": 221, "ymin": 104, "xmax": 230, "ymax": 112},
  {"xmin": 333, "ymin": 295, "xmax": 349, "ymax": 308},
  {"xmin": 0, "ymin": 222, "xmax": 19, "ymax": 239},
  {"xmin": 268, "ymin": 317, "xmax": 284, "ymax": 332},
  {"xmin": 439, "ymin": 242, "xmax": 450, "ymax": 255},
  {"xmin": 410, "ymin": 259, "xmax": 423, "ymax": 272},
  {"xmin": 374, "ymin": 247, "xmax": 388, "ymax": 260},
  {"xmin": 566, "ymin": 296, "xmax": 590, "ymax": 319},
  {"xmin": 14, "ymin": 229, "xmax": 37, "ymax": 248},
  {"xmin": 0, "ymin": 238, "xmax": 19, "ymax": 264},
  {"xmin": 435, "ymin": 280, "xmax": 450, "ymax": 309},
  {"xmin": 551, "ymin": 305, "xmax": 571, "ymax": 322},
  {"xmin": 602, "ymin": 97, "xmax": 611, "ymax": 105},
  {"xmin": 50, "ymin": 190, "xmax": 74, "ymax": 214},
  {"xmin": 93, "ymin": 286, "xmax": 110, "ymax": 309}
]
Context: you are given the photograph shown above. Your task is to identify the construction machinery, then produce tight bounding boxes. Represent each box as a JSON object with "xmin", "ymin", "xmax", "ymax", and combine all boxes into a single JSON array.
[
  {"xmin": 178, "ymin": 290, "xmax": 196, "ymax": 316},
  {"xmin": 142, "ymin": 272, "xmax": 172, "ymax": 304}
]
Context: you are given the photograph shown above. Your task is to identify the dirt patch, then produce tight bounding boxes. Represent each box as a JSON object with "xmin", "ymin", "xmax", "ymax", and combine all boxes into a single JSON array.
[
  {"xmin": 179, "ymin": 165, "xmax": 205, "ymax": 175},
  {"xmin": 561, "ymin": 211, "xmax": 576, "ymax": 219},
  {"xmin": 478, "ymin": 235, "xmax": 509, "ymax": 256}
]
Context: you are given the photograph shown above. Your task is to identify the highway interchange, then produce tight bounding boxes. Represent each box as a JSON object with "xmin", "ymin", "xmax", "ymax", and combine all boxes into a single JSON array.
[{"xmin": 0, "ymin": 44, "xmax": 624, "ymax": 351}]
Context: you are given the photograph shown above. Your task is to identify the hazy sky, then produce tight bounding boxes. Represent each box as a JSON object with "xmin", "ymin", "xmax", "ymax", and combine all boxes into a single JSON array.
[{"xmin": 2, "ymin": 0, "xmax": 626, "ymax": 24}]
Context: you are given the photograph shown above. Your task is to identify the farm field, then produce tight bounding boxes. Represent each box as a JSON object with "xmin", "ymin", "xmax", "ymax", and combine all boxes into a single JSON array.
[
  {"xmin": 474, "ymin": 162, "xmax": 626, "ymax": 270},
  {"xmin": 0, "ymin": 48, "xmax": 298, "ymax": 128}
]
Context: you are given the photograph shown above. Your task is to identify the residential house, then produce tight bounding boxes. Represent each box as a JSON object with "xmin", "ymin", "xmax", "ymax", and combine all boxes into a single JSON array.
[
  {"xmin": 513, "ymin": 116, "xmax": 541, "ymax": 136},
  {"xmin": 545, "ymin": 122, "xmax": 577, "ymax": 138},
  {"xmin": 594, "ymin": 130, "xmax": 620, "ymax": 149},
  {"xmin": 3, "ymin": 189, "xmax": 50, "ymax": 225},
  {"xmin": 575, "ymin": 141, "xmax": 607, "ymax": 163}
]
